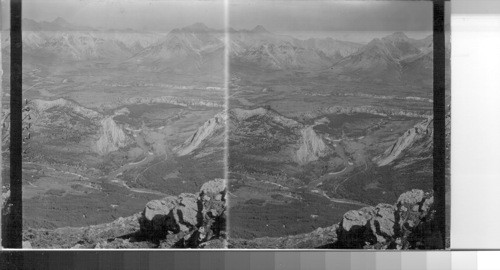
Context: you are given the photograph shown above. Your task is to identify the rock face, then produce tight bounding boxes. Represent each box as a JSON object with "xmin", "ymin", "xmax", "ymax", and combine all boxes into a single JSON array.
[
  {"xmin": 95, "ymin": 117, "xmax": 131, "ymax": 155},
  {"xmin": 337, "ymin": 189, "xmax": 435, "ymax": 249},
  {"xmin": 375, "ymin": 117, "xmax": 433, "ymax": 166},
  {"xmin": 230, "ymin": 107, "xmax": 334, "ymax": 168},
  {"xmin": 22, "ymin": 179, "xmax": 226, "ymax": 249},
  {"xmin": 175, "ymin": 113, "xmax": 226, "ymax": 156},
  {"xmin": 32, "ymin": 98, "xmax": 101, "ymax": 119},
  {"xmin": 138, "ymin": 178, "xmax": 227, "ymax": 248},
  {"xmin": 295, "ymin": 126, "xmax": 329, "ymax": 165}
]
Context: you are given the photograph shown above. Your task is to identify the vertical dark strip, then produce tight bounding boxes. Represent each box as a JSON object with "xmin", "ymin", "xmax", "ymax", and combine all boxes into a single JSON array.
[
  {"xmin": 433, "ymin": 0, "xmax": 446, "ymax": 250},
  {"xmin": 4, "ymin": 0, "xmax": 23, "ymax": 249}
]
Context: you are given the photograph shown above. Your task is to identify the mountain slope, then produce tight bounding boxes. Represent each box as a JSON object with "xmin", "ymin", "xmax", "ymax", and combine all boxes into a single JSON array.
[
  {"xmin": 230, "ymin": 26, "xmax": 361, "ymax": 70},
  {"xmin": 374, "ymin": 117, "xmax": 433, "ymax": 167},
  {"xmin": 125, "ymin": 23, "xmax": 224, "ymax": 74},
  {"xmin": 328, "ymin": 32, "xmax": 434, "ymax": 84},
  {"xmin": 175, "ymin": 112, "xmax": 226, "ymax": 157}
]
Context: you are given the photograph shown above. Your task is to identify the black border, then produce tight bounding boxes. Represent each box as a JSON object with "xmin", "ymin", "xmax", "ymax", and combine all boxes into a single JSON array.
[
  {"xmin": 433, "ymin": 0, "xmax": 446, "ymax": 250},
  {"xmin": 2, "ymin": 0, "xmax": 23, "ymax": 249},
  {"xmin": 1, "ymin": 0, "xmax": 448, "ymax": 252}
]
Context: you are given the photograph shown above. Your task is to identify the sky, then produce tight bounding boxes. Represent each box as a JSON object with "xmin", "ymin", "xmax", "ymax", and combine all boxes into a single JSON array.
[
  {"xmin": 230, "ymin": 1, "xmax": 433, "ymax": 42},
  {"xmin": 1, "ymin": 0, "xmax": 435, "ymax": 42},
  {"xmin": 4, "ymin": 0, "xmax": 226, "ymax": 31}
]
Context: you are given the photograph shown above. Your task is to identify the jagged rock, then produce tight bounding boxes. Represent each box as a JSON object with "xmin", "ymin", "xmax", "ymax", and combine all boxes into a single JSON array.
[
  {"xmin": 200, "ymin": 178, "xmax": 225, "ymax": 199},
  {"xmin": 342, "ymin": 207, "xmax": 375, "ymax": 231},
  {"xmin": 140, "ymin": 196, "xmax": 180, "ymax": 239},
  {"xmin": 175, "ymin": 113, "xmax": 226, "ymax": 156},
  {"xmin": 158, "ymin": 232, "xmax": 187, "ymax": 248},
  {"xmin": 176, "ymin": 193, "xmax": 201, "ymax": 231},
  {"xmin": 396, "ymin": 189, "xmax": 434, "ymax": 238},
  {"xmin": 369, "ymin": 204, "xmax": 396, "ymax": 244},
  {"xmin": 336, "ymin": 189, "xmax": 435, "ymax": 249},
  {"xmin": 143, "ymin": 197, "xmax": 178, "ymax": 221},
  {"xmin": 397, "ymin": 190, "xmax": 433, "ymax": 229},
  {"xmin": 95, "ymin": 117, "xmax": 131, "ymax": 155},
  {"xmin": 295, "ymin": 126, "xmax": 329, "ymax": 165},
  {"xmin": 375, "ymin": 118, "xmax": 433, "ymax": 166},
  {"xmin": 338, "ymin": 207, "xmax": 377, "ymax": 248},
  {"xmin": 138, "ymin": 179, "xmax": 226, "ymax": 247}
]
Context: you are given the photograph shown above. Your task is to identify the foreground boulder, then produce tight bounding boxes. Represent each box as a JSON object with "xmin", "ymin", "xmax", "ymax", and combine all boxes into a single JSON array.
[
  {"xmin": 337, "ymin": 189, "xmax": 434, "ymax": 249},
  {"xmin": 139, "ymin": 178, "xmax": 226, "ymax": 248}
]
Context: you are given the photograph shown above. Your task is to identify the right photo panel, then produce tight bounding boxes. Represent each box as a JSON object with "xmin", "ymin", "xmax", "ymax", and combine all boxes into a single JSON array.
[{"xmin": 227, "ymin": 0, "xmax": 442, "ymax": 249}]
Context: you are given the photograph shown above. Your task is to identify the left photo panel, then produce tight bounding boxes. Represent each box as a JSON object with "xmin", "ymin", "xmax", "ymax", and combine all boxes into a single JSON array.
[{"xmin": 1, "ymin": 0, "xmax": 227, "ymax": 249}]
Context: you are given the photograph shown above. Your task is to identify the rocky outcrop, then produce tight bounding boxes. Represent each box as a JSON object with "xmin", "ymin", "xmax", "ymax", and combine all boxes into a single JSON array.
[
  {"xmin": 95, "ymin": 117, "xmax": 131, "ymax": 155},
  {"xmin": 176, "ymin": 107, "xmax": 306, "ymax": 158},
  {"xmin": 229, "ymin": 189, "xmax": 437, "ymax": 249},
  {"xmin": 337, "ymin": 189, "xmax": 435, "ymax": 249},
  {"xmin": 32, "ymin": 98, "xmax": 102, "ymax": 119},
  {"xmin": 22, "ymin": 179, "xmax": 226, "ymax": 249},
  {"xmin": 374, "ymin": 117, "xmax": 433, "ymax": 166},
  {"xmin": 295, "ymin": 126, "xmax": 329, "ymax": 165},
  {"xmin": 139, "ymin": 178, "xmax": 226, "ymax": 248},
  {"xmin": 175, "ymin": 113, "xmax": 226, "ymax": 156}
]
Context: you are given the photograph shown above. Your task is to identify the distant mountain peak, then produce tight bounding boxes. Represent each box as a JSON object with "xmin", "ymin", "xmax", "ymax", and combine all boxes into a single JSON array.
[
  {"xmin": 356, "ymin": 38, "xmax": 394, "ymax": 58},
  {"xmin": 251, "ymin": 25, "xmax": 270, "ymax": 34},
  {"xmin": 392, "ymin": 31, "xmax": 408, "ymax": 38},
  {"xmin": 53, "ymin": 17, "xmax": 69, "ymax": 24},
  {"xmin": 383, "ymin": 31, "xmax": 409, "ymax": 42},
  {"xmin": 365, "ymin": 38, "xmax": 384, "ymax": 48},
  {"xmin": 21, "ymin": 17, "xmax": 96, "ymax": 31},
  {"xmin": 181, "ymin": 22, "xmax": 211, "ymax": 32}
]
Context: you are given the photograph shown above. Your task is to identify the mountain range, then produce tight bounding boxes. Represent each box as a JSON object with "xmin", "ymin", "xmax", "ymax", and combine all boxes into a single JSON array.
[
  {"xmin": 328, "ymin": 32, "xmax": 435, "ymax": 84},
  {"xmin": 230, "ymin": 25, "xmax": 362, "ymax": 70}
]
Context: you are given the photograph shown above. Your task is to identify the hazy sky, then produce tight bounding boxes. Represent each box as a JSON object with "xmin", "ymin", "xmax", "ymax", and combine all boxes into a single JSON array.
[
  {"xmin": 230, "ymin": 1, "xmax": 433, "ymax": 42},
  {"xmin": 1, "ymin": 0, "xmax": 434, "ymax": 42},
  {"xmin": 13, "ymin": 0, "xmax": 225, "ymax": 31}
]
